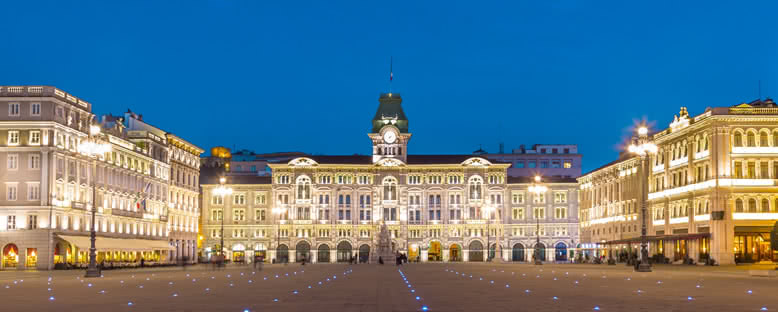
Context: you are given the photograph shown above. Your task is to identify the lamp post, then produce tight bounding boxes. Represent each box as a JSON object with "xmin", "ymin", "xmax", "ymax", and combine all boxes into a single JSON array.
[
  {"xmin": 529, "ymin": 175, "xmax": 547, "ymax": 265},
  {"xmin": 272, "ymin": 203, "xmax": 287, "ymax": 263},
  {"xmin": 628, "ymin": 126, "xmax": 657, "ymax": 272},
  {"xmin": 214, "ymin": 177, "xmax": 233, "ymax": 260},
  {"xmin": 80, "ymin": 124, "xmax": 112, "ymax": 278},
  {"xmin": 482, "ymin": 205, "xmax": 494, "ymax": 261}
]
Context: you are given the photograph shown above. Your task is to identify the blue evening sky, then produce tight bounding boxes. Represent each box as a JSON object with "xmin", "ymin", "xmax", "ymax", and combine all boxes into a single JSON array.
[{"xmin": 1, "ymin": 1, "xmax": 775, "ymax": 172}]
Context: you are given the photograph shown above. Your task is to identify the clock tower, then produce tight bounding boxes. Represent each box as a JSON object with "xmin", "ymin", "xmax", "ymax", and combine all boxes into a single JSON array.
[{"xmin": 369, "ymin": 93, "xmax": 411, "ymax": 163}]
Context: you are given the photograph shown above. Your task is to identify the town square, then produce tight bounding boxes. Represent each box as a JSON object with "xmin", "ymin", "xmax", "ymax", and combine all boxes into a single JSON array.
[{"xmin": 1, "ymin": 0, "xmax": 777, "ymax": 311}]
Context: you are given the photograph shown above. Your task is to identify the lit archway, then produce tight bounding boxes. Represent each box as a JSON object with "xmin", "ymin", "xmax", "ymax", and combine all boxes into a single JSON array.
[
  {"xmin": 468, "ymin": 241, "xmax": 484, "ymax": 262},
  {"xmin": 512, "ymin": 243, "xmax": 525, "ymax": 262},
  {"xmin": 317, "ymin": 244, "xmax": 330, "ymax": 263}
]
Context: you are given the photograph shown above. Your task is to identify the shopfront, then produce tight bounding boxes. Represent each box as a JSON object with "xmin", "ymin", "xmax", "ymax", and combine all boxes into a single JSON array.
[
  {"xmin": 734, "ymin": 227, "xmax": 775, "ymax": 263},
  {"xmin": 2, "ymin": 244, "xmax": 19, "ymax": 268},
  {"xmin": 232, "ymin": 244, "xmax": 246, "ymax": 263}
]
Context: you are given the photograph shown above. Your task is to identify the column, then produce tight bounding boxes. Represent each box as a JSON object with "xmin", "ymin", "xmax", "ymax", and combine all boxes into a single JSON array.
[{"xmin": 710, "ymin": 126, "xmax": 734, "ymax": 264}]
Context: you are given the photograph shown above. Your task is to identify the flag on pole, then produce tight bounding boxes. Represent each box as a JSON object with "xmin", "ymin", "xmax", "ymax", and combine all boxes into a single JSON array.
[
  {"xmin": 390, "ymin": 56, "xmax": 393, "ymax": 81},
  {"xmin": 134, "ymin": 181, "xmax": 152, "ymax": 212}
]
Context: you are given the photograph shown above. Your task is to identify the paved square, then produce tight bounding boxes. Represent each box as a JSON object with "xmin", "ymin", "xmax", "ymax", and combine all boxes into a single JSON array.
[{"xmin": 0, "ymin": 263, "xmax": 775, "ymax": 312}]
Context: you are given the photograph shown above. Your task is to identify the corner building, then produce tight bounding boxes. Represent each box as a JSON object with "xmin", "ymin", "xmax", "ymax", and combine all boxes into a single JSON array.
[
  {"xmin": 0, "ymin": 86, "xmax": 202, "ymax": 270},
  {"xmin": 201, "ymin": 93, "xmax": 580, "ymax": 263},
  {"xmin": 579, "ymin": 100, "xmax": 778, "ymax": 265}
]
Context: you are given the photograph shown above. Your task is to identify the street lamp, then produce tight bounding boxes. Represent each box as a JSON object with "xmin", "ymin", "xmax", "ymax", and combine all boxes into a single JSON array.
[
  {"xmin": 272, "ymin": 202, "xmax": 287, "ymax": 263},
  {"xmin": 528, "ymin": 175, "xmax": 547, "ymax": 265},
  {"xmin": 628, "ymin": 126, "xmax": 657, "ymax": 272},
  {"xmin": 79, "ymin": 124, "xmax": 111, "ymax": 278},
  {"xmin": 213, "ymin": 177, "xmax": 233, "ymax": 260},
  {"xmin": 482, "ymin": 205, "xmax": 494, "ymax": 261}
]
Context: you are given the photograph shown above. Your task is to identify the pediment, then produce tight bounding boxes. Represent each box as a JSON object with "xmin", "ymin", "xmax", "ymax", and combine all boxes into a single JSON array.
[
  {"xmin": 288, "ymin": 157, "xmax": 318, "ymax": 168},
  {"xmin": 461, "ymin": 157, "xmax": 491, "ymax": 167}
]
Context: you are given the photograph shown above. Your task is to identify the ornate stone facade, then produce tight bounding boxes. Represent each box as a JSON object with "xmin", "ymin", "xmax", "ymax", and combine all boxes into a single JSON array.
[{"xmin": 201, "ymin": 93, "xmax": 580, "ymax": 263}]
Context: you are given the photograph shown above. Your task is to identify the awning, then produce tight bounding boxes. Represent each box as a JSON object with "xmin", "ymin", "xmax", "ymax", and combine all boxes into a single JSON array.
[
  {"xmin": 57, "ymin": 235, "xmax": 173, "ymax": 252},
  {"xmin": 602, "ymin": 233, "xmax": 711, "ymax": 245}
]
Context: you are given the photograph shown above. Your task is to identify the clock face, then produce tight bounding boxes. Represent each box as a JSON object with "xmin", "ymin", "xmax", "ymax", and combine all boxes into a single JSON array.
[{"xmin": 383, "ymin": 131, "xmax": 397, "ymax": 144}]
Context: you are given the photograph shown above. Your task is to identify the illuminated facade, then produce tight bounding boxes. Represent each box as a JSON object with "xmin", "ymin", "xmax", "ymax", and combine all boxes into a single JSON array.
[
  {"xmin": 201, "ymin": 93, "xmax": 580, "ymax": 263},
  {"xmin": 0, "ymin": 86, "xmax": 201, "ymax": 270},
  {"xmin": 579, "ymin": 99, "xmax": 778, "ymax": 265}
]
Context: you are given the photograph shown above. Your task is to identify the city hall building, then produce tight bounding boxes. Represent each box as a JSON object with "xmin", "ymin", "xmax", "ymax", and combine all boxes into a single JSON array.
[
  {"xmin": 0, "ymin": 86, "xmax": 202, "ymax": 270},
  {"xmin": 201, "ymin": 93, "xmax": 580, "ymax": 263},
  {"xmin": 579, "ymin": 100, "xmax": 778, "ymax": 265}
]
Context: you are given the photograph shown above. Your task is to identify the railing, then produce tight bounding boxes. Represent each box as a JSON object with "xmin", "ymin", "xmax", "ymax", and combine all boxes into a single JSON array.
[{"xmin": 112, "ymin": 209, "xmax": 143, "ymax": 218}]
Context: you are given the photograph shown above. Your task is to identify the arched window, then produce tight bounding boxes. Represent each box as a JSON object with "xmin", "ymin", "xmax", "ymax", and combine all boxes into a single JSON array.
[
  {"xmin": 760, "ymin": 132, "xmax": 769, "ymax": 147},
  {"xmin": 296, "ymin": 175, "xmax": 311, "ymax": 200},
  {"xmin": 733, "ymin": 132, "xmax": 743, "ymax": 147},
  {"xmin": 382, "ymin": 177, "xmax": 397, "ymax": 201},
  {"xmin": 761, "ymin": 198, "xmax": 770, "ymax": 212},
  {"xmin": 748, "ymin": 198, "xmax": 757, "ymax": 212},
  {"xmin": 747, "ymin": 132, "xmax": 756, "ymax": 147},
  {"xmin": 468, "ymin": 176, "xmax": 483, "ymax": 200},
  {"xmin": 735, "ymin": 199, "xmax": 744, "ymax": 212}
]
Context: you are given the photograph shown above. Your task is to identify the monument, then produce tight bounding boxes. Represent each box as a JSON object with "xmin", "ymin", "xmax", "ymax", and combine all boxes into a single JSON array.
[{"xmin": 371, "ymin": 221, "xmax": 395, "ymax": 264}]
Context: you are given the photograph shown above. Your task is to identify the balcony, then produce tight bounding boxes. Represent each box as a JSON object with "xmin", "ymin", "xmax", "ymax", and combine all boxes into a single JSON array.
[{"xmin": 112, "ymin": 209, "xmax": 143, "ymax": 219}]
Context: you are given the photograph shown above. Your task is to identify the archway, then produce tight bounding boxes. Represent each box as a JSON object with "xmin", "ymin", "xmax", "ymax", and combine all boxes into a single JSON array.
[
  {"xmin": 488, "ymin": 243, "xmax": 497, "ymax": 261},
  {"xmin": 317, "ymin": 244, "xmax": 330, "ymax": 263},
  {"xmin": 358, "ymin": 244, "xmax": 370, "ymax": 263},
  {"xmin": 512, "ymin": 243, "xmax": 525, "ymax": 262},
  {"xmin": 555, "ymin": 242, "xmax": 568, "ymax": 261},
  {"xmin": 534, "ymin": 243, "xmax": 546, "ymax": 262},
  {"xmin": 337, "ymin": 241, "xmax": 352, "ymax": 263},
  {"xmin": 276, "ymin": 244, "xmax": 289, "ymax": 263},
  {"xmin": 428, "ymin": 241, "xmax": 442, "ymax": 261},
  {"xmin": 296, "ymin": 241, "xmax": 311, "ymax": 263},
  {"xmin": 254, "ymin": 243, "xmax": 267, "ymax": 262},
  {"xmin": 468, "ymin": 241, "xmax": 484, "ymax": 262},
  {"xmin": 449, "ymin": 244, "xmax": 462, "ymax": 262},
  {"xmin": 2, "ymin": 244, "xmax": 19, "ymax": 268}
]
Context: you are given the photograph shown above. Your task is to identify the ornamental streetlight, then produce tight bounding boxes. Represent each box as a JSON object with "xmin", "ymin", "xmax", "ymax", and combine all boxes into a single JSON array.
[
  {"xmin": 80, "ymin": 124, "xmax": 112, "ymax": 278},
  {"xmin": 528, "ymin": 175, "xmax": 547, "ymax": 265},
  {"xmin": 482, "ymin": 205, "xmax": 494, "ymax": 261},
  {"xmin": 272, "ymin": 203, "xmax": 287, "ymax": 263},
  {"xmin": 213, "ymin": 177, "xmax": 233, "ymax": 260},
  {"xmin": 628, "ymin": 126, "xmax": 657, "ymax": 272}
]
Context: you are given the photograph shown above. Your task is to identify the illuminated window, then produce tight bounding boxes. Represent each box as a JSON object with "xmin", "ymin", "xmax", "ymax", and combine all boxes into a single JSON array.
[{"xmin": 563, "ymin": 160, "xmax": 572, "ymax": 168}]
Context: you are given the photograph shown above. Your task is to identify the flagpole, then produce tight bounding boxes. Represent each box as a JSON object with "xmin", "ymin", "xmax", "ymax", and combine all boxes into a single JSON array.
[{"xmin": 389, "ymin": 56, "xmax": 393, "ymax": 94}]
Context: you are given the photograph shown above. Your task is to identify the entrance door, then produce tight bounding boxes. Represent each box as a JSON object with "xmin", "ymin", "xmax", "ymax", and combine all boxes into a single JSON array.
[
  {"xmin": 469, "ymin": 241, "xmax": 484, "ymax": 262},
  {"xmin": 674, "ymin": 240, "xmax": 687, "ymax": 261},
  {"xmin": 296, "ymin": 241, "xmax": 311, "ymax": 263},
  {"xmin": 358, "ymin": 245, "xmax": 370, "ymax": 263},
  {"xmin": 512, "ymin": 243, "xmax": 525, "ymax": 262},
  {"xmin": 337, "ymin": 241, "xmax": 352, "ymax": 263},
  {"xmin": 277, "ymin": 245, "xmax": 289, "ymax": 263},
  {"xmin": 449, "ymin": 244, "xmax": 462, "ymax": 262},
  {"xmin": 555, "ymin": 242, "xmax": 568, "ymax": 261},
  {"xmin": 534, "ymin": 243, "xmax": 546, "ymax": 262},
  {"xmin": 428, "ymin": 241, "xmax": 441, "ymax": 261},
  {"xmin": 317, "ymin": 244, "xmax": 330, "ymax": 263}
]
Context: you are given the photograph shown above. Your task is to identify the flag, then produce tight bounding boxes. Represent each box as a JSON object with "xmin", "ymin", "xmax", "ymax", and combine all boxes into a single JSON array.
[{"xmin": 134, "ymin": 181, "xmax": 152, "ymax": 212}]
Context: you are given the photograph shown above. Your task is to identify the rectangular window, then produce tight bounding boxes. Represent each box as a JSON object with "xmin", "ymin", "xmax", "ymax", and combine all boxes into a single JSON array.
[
  {"xmin": 551, "ymin": 160, "xmax": 561, "ymax": 168},
  {"xmin": 8, "ymin": 131, "xmax": 20, "ymax": 145},
  {"xmin": 28, "ymin": 215, "xmax": 38, "ymax": 229},
  {"xmin": 31, "ymin": 103, "xmax": 41, "ymax": 116},
  {"xmin": 233, "ymin": 194, "xmax": 246, "ymax": 205},
  {"xmin": 540, "ymin": 161, "xmax": 549, "ymax": 168},
  {"xmin": 7, "ymin": 154, "xmax": 19, "ymax": 170},
  {"xmin": 563, "ymin": 160, "xmax": 572, "ymax": 168},
  {"xmin": 7, "ymin": 215, "xmax": 16, "ymax": 230},
  {"xmin": 528, "ymin": 160, "xmax": 536, "ymax": 168},
  {"xmin": 7, "ymin": 184, "xmax": 18, "ymax": 201},
  {"xmin": 515, "ymin": 161, "xmax": 525, "ymax": 168},
  {"xmin": 255, "ymin": 194, "xmax": 266, "ymax": 205},
  {"xmin": 29, "ymin": 131, "xmax": 41, "ymax": 145},
  {"xmin": 233, "ymin": 209, "xmax": 245, "ymax": 221},
  {"xmin": 734, "ymin": 162, "xmax": 743, "ymax": 178},
  {"xmin": 8, "ymin": 103, "xmax": 20, "ymax": 116},
  {"xmin": 27, "ymin": 183, "xmax": 40, "ymax": 201},
  {"xmin": 760, "ymin": 161, "xmax": 769, "ymax": 178}
]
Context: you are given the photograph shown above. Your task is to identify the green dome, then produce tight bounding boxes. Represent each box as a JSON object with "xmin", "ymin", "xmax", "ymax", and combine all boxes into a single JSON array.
[{"xmin": 371, "ymin": 93, "xmax": 409, "ymax": 133}]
